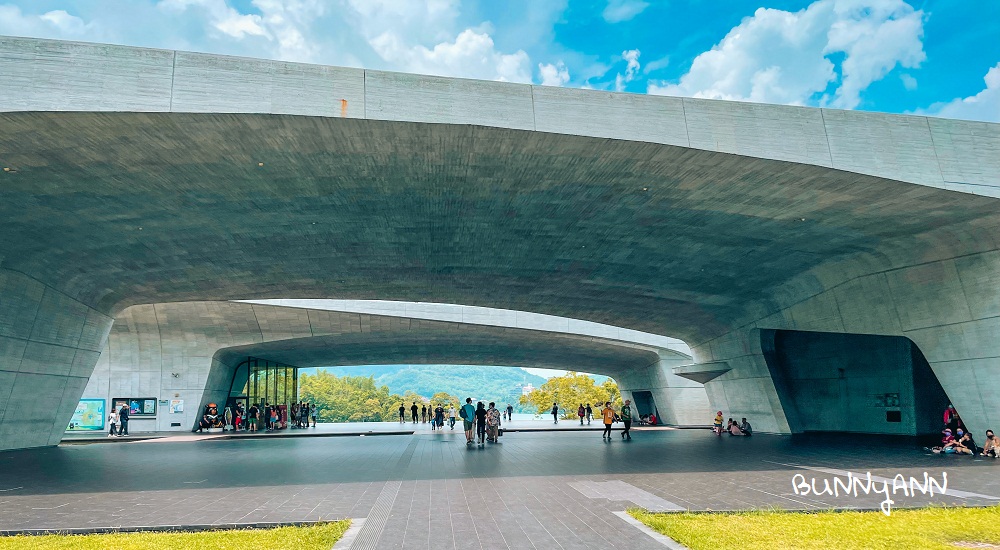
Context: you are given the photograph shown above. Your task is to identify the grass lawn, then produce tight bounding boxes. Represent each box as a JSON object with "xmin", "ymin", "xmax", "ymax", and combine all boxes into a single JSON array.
[
  {"xmin": 630, "ymin": 506, "xmax": 1000, "ymax": 550},
  {"xmin": 0, "ymin": 520, "xmax": 350, "ymax": 550}
]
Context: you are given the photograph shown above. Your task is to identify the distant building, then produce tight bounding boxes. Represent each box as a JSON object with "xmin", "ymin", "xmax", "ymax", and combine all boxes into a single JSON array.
[{"xmin": 521, "ymin": 384, "xmax": 534, "ymax": 396}]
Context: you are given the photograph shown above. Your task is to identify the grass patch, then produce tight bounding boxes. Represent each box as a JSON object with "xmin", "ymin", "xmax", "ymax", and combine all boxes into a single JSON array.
[
  {"xmin": 0, "ymin": 520, "xmax": 350, "ymax": 550},
  {"xmin": 629, "ymin": 506, "xmax": 1000, "ymax": 550}
]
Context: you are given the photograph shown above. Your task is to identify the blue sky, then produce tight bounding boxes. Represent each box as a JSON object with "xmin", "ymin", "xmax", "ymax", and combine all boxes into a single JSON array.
[{"xmin": 1, "ymin": 0, "xmax": 997, "ymax": 120}]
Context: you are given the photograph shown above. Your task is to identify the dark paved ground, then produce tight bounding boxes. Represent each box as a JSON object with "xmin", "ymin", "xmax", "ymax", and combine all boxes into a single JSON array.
[{"xmin": 1, "ymin": 428, "xmax": 997, "ymax": 548}]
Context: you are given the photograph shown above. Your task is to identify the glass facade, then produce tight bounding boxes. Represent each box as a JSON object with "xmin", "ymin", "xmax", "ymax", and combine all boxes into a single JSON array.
[{"xmin": 228, "ymin": 357, "xmax": 298, "ymax": 428}]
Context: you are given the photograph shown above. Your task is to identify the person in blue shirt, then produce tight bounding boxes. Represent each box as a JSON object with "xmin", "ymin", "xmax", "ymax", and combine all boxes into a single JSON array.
[{"xmin": 460, "ymin": 398, "xmax": 476, "ymax": 445}]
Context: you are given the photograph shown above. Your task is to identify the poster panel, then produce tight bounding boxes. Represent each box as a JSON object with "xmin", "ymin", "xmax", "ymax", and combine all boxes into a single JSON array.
[{"xmin": 66, "ymin": 399, "xmax": 105, "ymax": 431}]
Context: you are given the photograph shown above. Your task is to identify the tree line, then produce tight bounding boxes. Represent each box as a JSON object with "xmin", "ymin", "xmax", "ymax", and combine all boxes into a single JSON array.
[{"xmin": 299, "ymin": 370, "xmax": 621, "ymax": 423}]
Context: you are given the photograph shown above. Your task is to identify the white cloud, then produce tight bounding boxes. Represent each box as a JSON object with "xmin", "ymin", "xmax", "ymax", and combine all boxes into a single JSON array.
[
  {"xmin": 615, "ymin": 48, "xmax": 640, "ymax": 91},
  {"xmin": 159, "ymin": 0, "xmax": 268, "ymax": 39},
  {"xmin": 371, "ymin": 28, "xmax": 531, "ymax": 82},
  {"xmin": 642, "ymin": 55, "xmax": 669, "ymax": 74},
  {"xmin": 539, "ymin": 61, "xmax": 570, "ymax": 86},
  {"xmin": 603, "ymin": 0, "xmax": 649, "ymax": 23},
  {"xmin": 922, "ymin": 62, "xmax": 1000, "ymax": 123},
  {"xmin": 899, "ymin": 73, "xmax": 917, "ymax": 90},
  {"xmin": 648, "ymin": 0, "xmax": 925, "ymax": 109},
  {"xmin": 0, "ymin": 5, "xmax": 96, "ymax": 39}
]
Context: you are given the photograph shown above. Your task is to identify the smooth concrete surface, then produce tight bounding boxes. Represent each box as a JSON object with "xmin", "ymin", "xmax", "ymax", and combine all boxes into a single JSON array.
[
  {"xmin": 3, "ymin": 36, "xmax": 999, "ymax": 196},
  {"xmin": 2, "ymin": 36, "xmax": 1000, "ymax": 448},
  {"xmin": 242, "ymin": 299, "xmax": 692, "ymax": 356},
  {"xmin": 82, "ymin": 301, "xmax": 700, "ymax": 435}
]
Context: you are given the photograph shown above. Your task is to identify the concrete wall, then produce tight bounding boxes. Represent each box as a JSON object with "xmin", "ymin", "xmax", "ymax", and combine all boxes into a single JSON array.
[
  {"xmin": 3, "ymin": 36, "xmax": 998, "ymax": 198},
  {"xmin": 698, "ymin": 247, "xmax": 1000, "ymax": 437},
  {"xmin": 763, "ymin": 330, "xmax": 947, "ymax": 436},
  {"xmin": 0, "ymin": 269, "xmax": 112, "ymax": 450}
]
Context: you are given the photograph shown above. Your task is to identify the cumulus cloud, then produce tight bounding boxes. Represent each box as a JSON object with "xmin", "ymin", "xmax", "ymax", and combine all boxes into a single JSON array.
[
  {"xmin": 603, "ymin": 0, "xmax": 649, "ymax": 23},
  {"xmin": 648, "ymin": 0, "xmax": 925, "ymax": 108},
  {"xmin": 921, "ymin": 62, "xmax": 1000, "ymax": 123},
  {"xmin": 539, "ymin": 61, "xmax": 570, "ymax": 86},
  {"xmin": 0, "ymin": 5, "xmax": 96, "ymax": 39},
  {"xmin": 371, "ymin": 28, "xmax": 530, "ymax": 82},
  {"xmin": 613, "ymin": 49, "xmax": 641, "ymax": 91}
]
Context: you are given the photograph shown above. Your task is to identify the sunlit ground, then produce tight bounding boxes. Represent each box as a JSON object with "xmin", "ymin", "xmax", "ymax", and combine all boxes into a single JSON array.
[
  {"xmin": 630, "ymin": 506, "xmax": 1000, "ymax": 550},
  {"xmin": 0, "ymin": 520, "xmax": 349, "ymax": 550}
]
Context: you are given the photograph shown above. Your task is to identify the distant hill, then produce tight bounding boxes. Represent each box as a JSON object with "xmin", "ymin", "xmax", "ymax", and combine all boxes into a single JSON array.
[{"xmin": 299, "ymin": 365, "xmax": 550, "ymax": 410}]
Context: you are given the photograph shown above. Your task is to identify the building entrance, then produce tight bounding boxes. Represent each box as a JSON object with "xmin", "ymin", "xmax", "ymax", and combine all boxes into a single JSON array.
[{"xmin": 228, "ymin": 357, "xmax": 298, "ymax": 429}]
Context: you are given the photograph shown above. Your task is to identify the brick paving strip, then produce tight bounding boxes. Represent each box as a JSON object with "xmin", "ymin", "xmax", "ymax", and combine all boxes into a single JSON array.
[{"xmin": 1, "ymin": 430, "xmax": 997, "ymax": 549}]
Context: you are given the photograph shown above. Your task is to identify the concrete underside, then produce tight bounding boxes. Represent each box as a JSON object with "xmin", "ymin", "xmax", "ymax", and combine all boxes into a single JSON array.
[
  {"xmin": 2, "ymin": 36, "xmax": 1000, "ymax": 449},
  {"xmin": 81, "ymin": 301, "xmax": 703, "ymax": 434}
]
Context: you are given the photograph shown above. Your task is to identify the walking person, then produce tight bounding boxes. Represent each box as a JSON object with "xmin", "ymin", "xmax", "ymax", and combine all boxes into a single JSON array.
[
  {"xmin": 421, "ymin": 404, "xmax": 427, "ymax": 424},
  {"xmin": 475, "ymin": 401, "xmax": 487, "ymax": 445},
  {"xmin": 578, "ymin": 404, "xmax": 585, "ymax": 425},
  {"xmin": 433, "ymin": 403, "xmax": 445, "ymax": 431},
  {"xmin": 461, "ymin": 398, "xmax": 476, "ymax": 445},
  {"xmin": 411, "ymin": 402, "xmax": 418, "ymax": 423},
  {"xmin": 620, "ymin": 399, "xmax": 633, "ymax": 440},
  {"xmin": 448, "ymin": 404, "xmax": 457, "ymax": 430},
  {"xmin": 399, "ymin": 403, "xmax": 406, "ymax": 423},
  {"xmin": 107, "ymin": 407, "xmax": 118, "ymax": 438},
  {"xmin": 486, "ymin": 402, "xmax": 502, "ymax": 442},
  {"xmin": 551, "ymin": 402, "xmax": 559, "ymax": 424},
  {"xmin": 311, "ymin": 403, "xmax": 318, "ymax": 427},
  {"xmin": 506, "ymin": 403, "xmax": 513, "ymax": 422},
  {"xmin": 117, "ymin": 403, "xmax": 130, "ymax": 437},
  {"xmin": 585, "ymin": 403, "xmax": 593, "ymax": 425},
  {"xmin": 601, "ymin": 401, "xmax": 614, "ymax": 441}
]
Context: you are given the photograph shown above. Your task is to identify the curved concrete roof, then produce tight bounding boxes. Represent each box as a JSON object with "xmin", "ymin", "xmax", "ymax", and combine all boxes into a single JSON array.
[
  {"xmin": 242, "ymin": 299, "xmax": 691, "ymax": 356},
  {"xmin": 2, "ymin": 36, "xmax": 999, "ymax": 349}
]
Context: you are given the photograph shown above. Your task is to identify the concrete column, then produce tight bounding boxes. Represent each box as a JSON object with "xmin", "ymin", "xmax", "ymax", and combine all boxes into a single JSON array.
[
  {"xmin": 693, "ymin": 329, "xmax": 793, "ymax": 434},
  {"xmin": 615, "ymin": 351, "xmax": 711, "ymax": 426},
  {"xmin": 0, "ymin": 269, "xmax": 112, "ymax": 450}
]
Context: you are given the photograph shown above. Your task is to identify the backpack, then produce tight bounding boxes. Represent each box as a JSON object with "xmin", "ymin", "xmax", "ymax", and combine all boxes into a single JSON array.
[{"xmin": 459, "ymin": 405, "xmax": 468, "ymax": 419}]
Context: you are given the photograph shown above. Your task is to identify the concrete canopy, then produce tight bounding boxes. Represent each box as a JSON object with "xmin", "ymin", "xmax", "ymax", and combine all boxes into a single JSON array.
[
  {"xmin": 84, "ymin": 301, "xmax": 700, "ymax": 435},
  {"xmin": 3, "ymin": 36, "xmax": 1000, "ymax": 447}
]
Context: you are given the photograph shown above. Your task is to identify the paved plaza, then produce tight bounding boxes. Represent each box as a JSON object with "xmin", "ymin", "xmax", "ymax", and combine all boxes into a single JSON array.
[{"xmin": 2, "ymin": 428, "xmax": 998, "ymax": 548}]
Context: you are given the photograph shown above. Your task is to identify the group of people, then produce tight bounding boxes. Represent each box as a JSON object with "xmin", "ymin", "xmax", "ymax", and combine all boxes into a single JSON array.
[
  {"xmin": 596, "ymin": 399, "xmax": 634, "ymax": 440},
  {"xmin": 233, "ymin": 402, "xmax": 317, "ymax": 433},
  {"xmin": 712, "ymin": 411, "xmax": 753, "ymax": 436},
  {"xmin": 399, "ymin": 401, "xmax": 517, "ymax": 433},
  {"xmin": 456, "ymin": 398, "xmax": 505, "ymax": 445},
  {"xmin": 930, "ymin": 404, "xmax": 998, "ymax": 457},
  {"xmin": 106, "ymin": 403, "xmax": 130, "ymax": 437}
]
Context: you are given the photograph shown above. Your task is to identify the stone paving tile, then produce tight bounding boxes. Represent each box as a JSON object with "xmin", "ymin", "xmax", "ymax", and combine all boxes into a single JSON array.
[{"xmin": 1, "ymin": 429, "xmax": 997, "ymax": 547}]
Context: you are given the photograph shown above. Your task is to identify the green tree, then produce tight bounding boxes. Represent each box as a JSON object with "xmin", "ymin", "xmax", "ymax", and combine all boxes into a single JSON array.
[
  {"xmin": 430, "ymin": 391, "xmax": 458, "ymax": 408},
  {"xmin": 299, "ymin": 371, "xmax": 417, "ymax": 423},
  {"xmin": 519, "ymin": 372, "xmax": 620, "ymax": 418}
]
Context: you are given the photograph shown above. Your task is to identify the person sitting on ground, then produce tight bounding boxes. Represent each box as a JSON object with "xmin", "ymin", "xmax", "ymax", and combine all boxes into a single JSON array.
[
  {"xmin": 648, "ymin": 413, "xmax": 656, "ymax": 425},
  {"xmin": 931, "ymin": 428, "xmax": 958, "ymax": 453},
  {"xmin": 740, "ymin": 417, "xmax": 753, "ymax": 436},
  {"xmin": 982, "ymin": 430, "xmax": 999, "ymax": 458},
  {"xmin": 713, "ymin": 411, "xmax": 724, "ymax": 435},
  {"xmin": 955, "ymin": 429, "xmax": 976, "ymax": 455},
  {"xmin": 729, "ymin": 419, "xmax": 745, "ymax": 436}
]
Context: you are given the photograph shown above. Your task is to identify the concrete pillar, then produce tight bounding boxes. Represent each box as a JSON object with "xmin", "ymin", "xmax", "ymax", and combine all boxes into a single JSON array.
[
  {"xmin": 0, "ymin": 269, "xmax": 112, "ymax": 450},
  {"xmin": 615, "ymin": 351, "xmax": 711, "ymax": 426}
]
